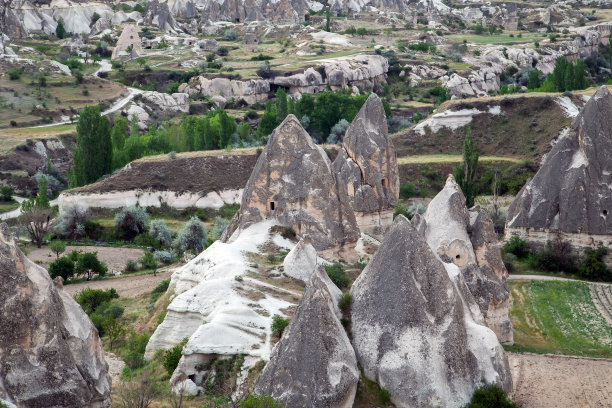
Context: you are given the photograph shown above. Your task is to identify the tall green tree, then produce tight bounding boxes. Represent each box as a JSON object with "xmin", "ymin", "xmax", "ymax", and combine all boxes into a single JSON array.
[
  {"xmin": 275, "ymin": 88, "xmax": 288, "ymax": 123},
  {"xmin": 71, "ymin": 106, "xmax": 112, "ymax": 187},
  {"xmin": 56, "ymin": 18, "xmax": 67, "ymax": 39},
  {"xmin": 553, "ymin": 56, "xmax": 568, "ymax": 92},
  {"xmin": 111, "ymin": 116, "xmax": 129, "ymax": 151},
  {"xmin": 325, "ymin": 8, "xmax": 331, "ymax": 32},
  {"xmin": 527, "ymin": 69, "xmax": 541, "ymax": 89},
  {"xmin": 454, "ymin": 127, "xmax": 479, "ymax": 208},
  {"xmin": 20, "ymin": 175, "xmax": 51, "ymax": 248}
]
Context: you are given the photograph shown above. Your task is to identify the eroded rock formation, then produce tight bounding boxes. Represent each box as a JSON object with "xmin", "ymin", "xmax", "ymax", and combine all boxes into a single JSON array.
[
  {"xmin": 350, "ymin": 215, "xmax": 512, "ymax": 407},
  {"xmin": 421, "ymin": 175, "xmax": 513, "ymax": 345},
  {"xmin": 0, "ymin": 223, "xmax": 111, "ymax": 407},
  {"xmin": 333, "ymin": 94, "xmax": 399, "ymax": 234},
  {"xmin": 220, "ymin": 115, "xmax": 360, "ymax": 261},
  {"xmin": 506, "ymin": 85, "xmax": 612, "ymax": 260},
  {"xmin": 254, "ymin": 267, "xmax": 358, "ymax": 407}
]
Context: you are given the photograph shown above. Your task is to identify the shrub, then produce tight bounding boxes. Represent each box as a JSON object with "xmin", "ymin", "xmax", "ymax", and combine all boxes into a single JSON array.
[
  {"xmin": 149, "ymin": 219, "xmax": 172, "ymax": 247},
  {"xmin": 271, "ymin": 315, "xmax": 290, "ymax": 337},
  {"xmin": 504, "ymin": 235, "xmax": 529, "ymax": 258},
  {"xmin": 114, "ymin": 206, "xmax": 149, "ymax": 240},
  {"xmin": 338, "ymin": 292, "xmax": 352, "ymax": 316},
  {"xmin": 223, "ymin": 29, "xmax": 237, "ymax": 41},
  {"xmin": 462, "ymin": 383, "xmax": 518, "ymax": 408},
  {"xmin": 139, "ymin": 250, "xmax": 158, "ymax": 270},
  {"xmin": 76, "ymin": 252, "xmax": 107, "ymax": 280},
  {"xmin": 210, "ymin": 217, "xmax": 229, "ymax": 241},
  {"xmin": 134, "ymin": 232, "xmax": 159, "ymax": 248},
  {"xmin": 163, "ymin": 338, "xmax": 188, "ymax": 375},
  {"xmin": 74, "ymin": 288, "xmax": 118, "ymax": 315},
  {"xmin": 97, "ymin": 302, "xmax": 125, "ymax": 319},
  {"xmin": 399, "ymin": 182, "xmax": 418, "ymax": 199},
  {"xmin": 0, "ymin": 186, "xmax": 13, "ymax": 201},
  {"xmin": 578, "ymin": 245, "xmax": 611, "ymax": 281},
  {"xmin": 407, "ymin": 203, "xmax": 426, "ymax": 220},
  {"xmin": 49, "ymin": 256, "xmax": 75, "ymax": 281},
  {"xmin": 125, "ymin": 259, "xmax": 138, "ymax": 273},
  {"xmin": 241, "ymin": 395, "xmax": 284, "ymax": 408},
  {"xmin": 174, "ymin": 216, "xmax": 207, "ymax": 253},
  {"xmin": 8, "ymin": 69, "xmax": 21, "ymax": 80},
  {"xmin": 154, "ymin": 250, "xmax": 176, "ymax": 264},
  {"xmin": 49, "ymin": 240, "xmax": 67, "ymax": 258},
  {"xmin": 393, "ymin": 202, "xmax": 410, "ymax": 220},
  {"xmin": 502, "ymin": 253, "xmax": 517, "ymax": 273},
  {"xmin": 378, "ymin": 387, "xmax": 391, "ymax": 405},
  {"xmin": 54, "ymin": 205, "xmax": 90, "ymax": 240},
  {"xmin": 531, "ymin": 238, "xmax": 577, "ymax": 273},
  {"xmin": 326, "ymin": 118, "xmax": 350, "ymax": 144},
  {"xmin": 152, "ymin": 278, "xmax": 170, "ymax": 297},
  {"xmin": 325, "ymin": 263, "xmax": 350, "ymax": 289}
]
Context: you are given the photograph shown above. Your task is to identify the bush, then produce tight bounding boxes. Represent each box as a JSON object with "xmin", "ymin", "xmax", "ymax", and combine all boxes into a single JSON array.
[
  {"xmin": 271, "ymin": 315, "xmax": 290, "ymax": 337},
  {"xmin": 74, "ymin": 288, "xmax": 118, "ymax": 315},
  {"xmin": 163, "ymin": 338, "xmax": 188, "ymax": 375},
  {"xmin": 49, "ymin": 240, "xmax": 67, "ymax": 258},
  {"xmin": 97, "ymin": 301, "xmax": 125, "ymax": 319},
  {"xmin": 338, "ymin": 292, "xmax": 352, "ymax": 316},
  {"xmin": 241, "ymin": 395, "xmax": 284, "ymax": 408},
  {"xmin": 54, "ymin": 205, "xmax": 90, "ymax": 240},
  {"xmin": 150, "ymin": 219, "xmax": 172, "ymax": 247},
  {"xmin": 504, "ymin": 235, "xmax": 529, "ymax": 258},
  {"xmin": 122, "ymin": 332, "xmax": 150, "ymax": 369},
  {"xmin": 174, "ymin": 216, "xmax": 208, "ymax": 253},
  {"xmin": 125, "ymin": 259, "xmax": 138, "ymax": 273},
  {"xmin": 154, "ymin": 250, "xmax": 176, "ymax": 264},
  {"xmin": 134, "ymin": 232, "xmax": 159, "ymax": 249},
  {"xmin": 325, "ymin": 263, "xmax": 350, "ymax": 289},
  {"xmin": 49, "ymin": 256, "xmax": 75, "ymax": 281},
  {"xmin": 399, "ymin": 182, "xmax": 418, "ymax": 199},
  {"xmin": 326, "ymin": 118, "xmax": 350, "ymax": 145},
  {"xmin": 76, "ymin": 252, "xmax": 108, "ymax": 280},
  {"xmin": 530, "ymin": 239, "xmax": 577, "ymax": 273},
  {"xmin": 407, "ymin": 203, "xmax": 426, "ymax": 220},
  {"xmin": 152, "ymin": 278, "xmax": 170, "ymax": 297},
  {"xmin": 223, "ymin": 29, "xmax": 237, "ymax": 41},
  {"xmin": 393, "ymin": 202, "xmax": 410, "ymax": 220},
  {"xmin": 114, "ymin": 206, "xmax": 149, "ymax": 240},
  {"xmin": 139, "ymin": 250, "xmax": 158, "ymax": 270},
  {"xmin": 461, "ymin": 383, "xmax": 518, "ymax": 408},
  {"xmin": 0, "ymin": 186, "xmax": 13, "ymax": 201},
  {"xmin": 578, "ymin": 246, "xmax": 611, "ymax": 281},
  {"xmin": 378, "ymin": 387, "xmax": 391, "ymax": 405},
  {"xmin": 502, "ymin": 253, "xmax": 517, "ymax": 272},
  {"xmin": 210, "ymin": 217, "xmax": 229, "ymax": 241},
  {"xmin": 8, "ymin": 69, "xmax": 21, "ymax": 80}
]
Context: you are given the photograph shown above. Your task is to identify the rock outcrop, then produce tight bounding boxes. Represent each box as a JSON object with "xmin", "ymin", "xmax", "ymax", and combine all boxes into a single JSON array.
[
  {"xmin": 421, "ymin": 175, "xmax": 513, "ymax": 345},
  {"xmin": 220, "ymin": 115, "xmax": 360, "ymax": 261},
  {"xmin": 333, "ymin": 94, "xmax": 399, "ymax": 234},
  {"xmin": 351, "ymin": 215, "xmax": 512, "ymax": 407},
  {"xmin": 282, "ymin": 238, "xmax": 318, "ymax": 282},
  {"xmin": 143, "ymin": 0, "xmax": 179, "ymax": 32},
  {"xmin": 506, "ymin": 86, "xmax": 612, "ymax": 261},
  {"xmin": 179, "ymin": 76, "xmax": 270, "ymax": 105},
  {"xmin": 0, "ymin": 223, "xmax": 111, "ymax": 407},
  {"xmin": 254, "ymin": 267, "xmax": 359, "ymax": 408}
]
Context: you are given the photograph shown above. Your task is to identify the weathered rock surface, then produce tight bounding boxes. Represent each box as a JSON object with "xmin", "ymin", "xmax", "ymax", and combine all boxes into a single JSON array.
[
  {"xmin": 143, "ymin": 0, "xmax": 179, "ymax": 32},
  {"xmin": 282, "ymin": 238, "xmax": 318, "ymax": 282},
  {"xmin": 180, "ymin": 76, "xmax": 270, "ymax": 105},
  {"xmin": 254, "ymin": 267, "xmax": 358, "ymax": 408},
  {"xmin": 333, "ymin": 94, "xmax": 399, "ymax": 234},
  {"xmin": 0, "ymin": 223, "xmax": 111, "ymax": 407},
  {"xmin": 351, "ymin": 215, "xmax": 512, "ymax": 407},
  {"xmin": 221, "ymin": 115, "xmax": 359, "ymax": 261},
  {"xmin": 422, "ymin": 175, "xmax": 513, "ymax": 345},
  {"xmin": 507, "ymin": 86, "xmax": 612, "ymax": 256}
]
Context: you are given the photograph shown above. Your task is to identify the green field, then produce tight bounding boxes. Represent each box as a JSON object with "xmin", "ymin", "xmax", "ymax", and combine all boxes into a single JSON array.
[
  {"xmin": 508, "ymin": 280, "xmax": 612, "ymax": 358},
  {"xmin": 446, "ymin": 32, "xmax": 553, "ymax": 45}
]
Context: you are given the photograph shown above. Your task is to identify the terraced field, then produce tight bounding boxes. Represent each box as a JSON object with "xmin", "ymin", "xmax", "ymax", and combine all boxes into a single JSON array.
[{"xmin": 590, "ymin": 283, "xmax": 612, "ymax": 328}]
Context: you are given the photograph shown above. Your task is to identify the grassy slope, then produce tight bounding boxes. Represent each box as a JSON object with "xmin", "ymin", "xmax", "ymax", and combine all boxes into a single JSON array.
[{"xmin": 508, "ymin": 280, "xmax": 612, "ymax": 358}]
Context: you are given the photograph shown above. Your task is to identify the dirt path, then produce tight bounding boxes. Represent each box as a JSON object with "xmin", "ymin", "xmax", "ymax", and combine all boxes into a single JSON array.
[
  {"xmin": 63, "ymin": 270, "xmax": 173, "ymax": 297},
  {"xmin": 508, "ymin": 352, "xmax": 612, "ymax": 408}
]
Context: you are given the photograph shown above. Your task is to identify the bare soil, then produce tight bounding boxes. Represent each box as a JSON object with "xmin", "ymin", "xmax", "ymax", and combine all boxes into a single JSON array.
[
  {"xmin": 62, "ymin": 270, "xmax": 173, "ymax": 297},
  {"xmin": 508, "ymin": 352, "xmax": 612, "ymax": 408},
  {"xmin": 27, "ymin": 245, "xmax": 145, "ymax": 274}
]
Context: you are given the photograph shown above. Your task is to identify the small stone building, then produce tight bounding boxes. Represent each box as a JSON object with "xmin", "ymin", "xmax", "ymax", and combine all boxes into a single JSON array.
[
  {"xmin": 111, "ymin": 24, "xmax": 144, "ymax": 60},
  {"xmin": 244, "ymin": 31, "xmax": 258, "ymax": 52}
]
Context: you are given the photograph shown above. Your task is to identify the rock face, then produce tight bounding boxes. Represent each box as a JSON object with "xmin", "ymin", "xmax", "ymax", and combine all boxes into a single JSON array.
[
  {"xmin": 351, "ymin": 215, "xmax": 512, "ymax": 407},
  {"xmin": 0, "ymin": 223, "xmax": 111, "ymax": 407},
  {"xmin": 506, "ymin": 86, "xmax": 612, "ymax": 260},
  {"xmin": 143, "ymin": 0, "xmax": 179, "ymax": 32},
  {"xmin": 282, "ymin": 238, "xmax": 318, "ymax": 282},
  {"xmin": 333, "ymin": 94, "xmax": 399, "ymax": 234},
  {"xmin": 179, "ymin": 76, "xmax": 270, "ymax": 105},
  {"xmin": 421, "ymin": 175, "xmax": 513, "ymax": 345},
  {"xmin": 254, "ymin": 267, "xmax": 358, "ymax": 408},
  {"xmin": 221, "ymin": 115, "xmax": 360, "ymax": 261}
]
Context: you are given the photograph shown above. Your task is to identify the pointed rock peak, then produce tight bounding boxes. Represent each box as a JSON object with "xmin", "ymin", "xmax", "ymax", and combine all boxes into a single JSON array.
[
  {"xmin": 591, "ymin": 85, "xmax": 612, "ymax": 101},
  {"xmin": 266, "ymin": 113, "xmax": 315, "ymax": 150},
  {"xmin": 444, "ymin": 174, "xmax": 460, "ymax": 190},
  {"xmin": 577, "ymin": 85, "xmax": 612, "ymax": 126},
  {"xmin": 343, "ymin": 93, "xmax": 387, "ymax": 147}
]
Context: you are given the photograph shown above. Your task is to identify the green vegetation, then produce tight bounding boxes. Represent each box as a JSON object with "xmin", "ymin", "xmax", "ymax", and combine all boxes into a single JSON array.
[
  {"xmin": 461, "ymin": 384, "xmax": 518, "ymax": 408},
  {"xmin": 531, "ymin": 57, "xmax": 589, "ymax": 92},
  {"xmin": 55, "ymin": 18, "xmax": 67, "ymax": 39},
  {"xmin": 19, "ymin": 176, "xmax": 51, "ymax": 247},
  {"xmin": 241, "ymin": 394, "xmax": 284, "ymax": 408},
  {"xmin": 454, "ymin": 127, "xmax": 479, "ymax": 207},
  {"xmin": 163, "ymin": 337, "xmax": 188, "ymax": 375},
  {"xmin": 507, "ymin": 280, "xmax": 612, "ymax": 358},
  {"xmin": 71, "ymin": 106, "xmax": 112, "ymax": 187},
  {"xmin": 324, "ymin": 263, "xmax": 350, "ymax": 289},
  {"xmin": 271, "ymin": 315, "xmax": 290, "ymax": 337}
]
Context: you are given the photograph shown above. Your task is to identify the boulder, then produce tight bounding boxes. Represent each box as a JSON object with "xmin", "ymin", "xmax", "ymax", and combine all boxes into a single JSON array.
[
  {"xmin": 221, "ymin": 115, "xmax": 359, "ymax": 261},
  {"xmin": 140, "ymin": 91, "xmax": 190, "ymax": 114},
  {"xmin": 333, "ymin": 94, "xmax": 399, "ymax": 233},
  {"xmin": 90, "ymin": 17, "xmax": 111, "ymax": 35},
  {"xmin": 0, "ymin": 223, "xmax": 111, "ymax": 407},
  {"xmin": 254, "ymin": 266, "xmax": 359, "ymax": 408},
  {"xmin": 422, "ymin": 175, "xmax": 513, "ymax": 345},
  {"xmin": 506, "ymin": 86, "xmax": 612, "ymax": 257},
  {"xmin": 350, "ymin": 215, "xmax": 512, "ymax": 407}
]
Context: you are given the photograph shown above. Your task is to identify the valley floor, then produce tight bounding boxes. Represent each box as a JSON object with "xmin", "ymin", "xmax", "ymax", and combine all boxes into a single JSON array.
[{"xmin": 63, "ymin": 270, "xmax": 172, "ymax": 297}]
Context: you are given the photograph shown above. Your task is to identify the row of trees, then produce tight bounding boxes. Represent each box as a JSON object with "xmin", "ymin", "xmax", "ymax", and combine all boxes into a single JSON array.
[{"xmin": 529, "ymin": 57, "xmax": 589, "ymax": 92}]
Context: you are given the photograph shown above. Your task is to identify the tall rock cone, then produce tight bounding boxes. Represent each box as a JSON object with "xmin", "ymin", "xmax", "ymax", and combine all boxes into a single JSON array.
[
  {"xmin": 350, "ymin": 215, "xmax": 511, "ymax": 408},
  {"xmin": 507, "ymin": 85, "xmax": 612, "ymax": 248},
  {"xmin": 0, "ymin": 223, "xmax": 111, "ymax": 407},
  {"xmin": 221, "ymin": 114, "xmax": 359, "ymax": 261},
  {"xmin": 254, "ymin": 266, "xmax": 359, "ymax": 407},
  {"xmin": 333, "ymin": 93, "xmax": 399, "ymax": 234}
]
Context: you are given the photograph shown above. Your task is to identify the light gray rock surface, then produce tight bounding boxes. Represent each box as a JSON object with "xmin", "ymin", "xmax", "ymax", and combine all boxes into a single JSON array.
[
  {"xmin": 221, "ymin": 115, "xmax": 360, "ymax": 261},
  {"xmin": 0, "ymin": 223, "xmax": 111, "ymax": 407},
  {"xmin": 282, "ymin": 238, "xmax": 318, "ymax": 282},
  {"xmin": 254, "ymin": 266, "xmax": 358, "ymax": 408},
  {"xmin": 350, "ymin": 215, "xmax": 512, "ymax": 407}
]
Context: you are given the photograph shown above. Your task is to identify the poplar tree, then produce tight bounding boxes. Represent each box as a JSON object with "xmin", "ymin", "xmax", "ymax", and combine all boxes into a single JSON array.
[
  {"xmin": 70, "ymin": 106, "xmax": 112, "ymax": 187},
  {"xmin": 454, "ymin": 127, "xmax": 479, "ymax": 208}
]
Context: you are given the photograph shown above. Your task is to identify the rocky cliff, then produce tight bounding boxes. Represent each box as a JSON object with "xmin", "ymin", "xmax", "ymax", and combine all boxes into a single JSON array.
[
  {"xmin": 0, "ymin": 223, "xmax": 111, "ymax": 407},
  {"xmin": 333, "ymin": 94, "xmax": 399, "ymax": 234},
  {"xmin": 506, "ymin": 86, "xmax": 612, "ymax": 258},
  {"xmin": 350, "ymin": 215, "xmax": 512, "ymax": 407}
]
